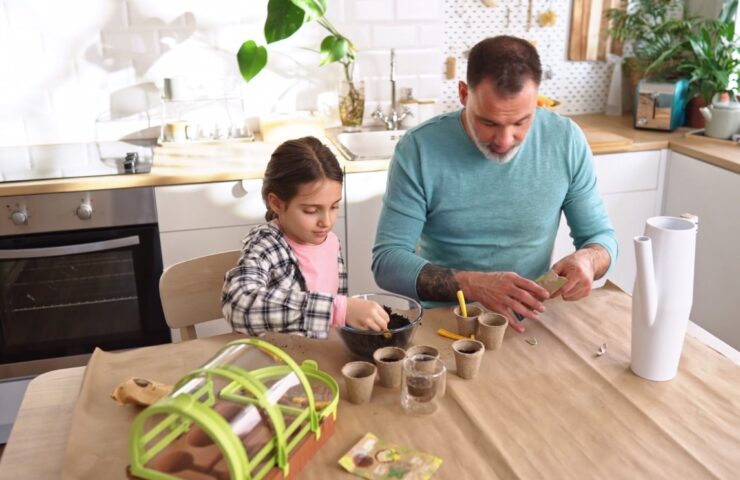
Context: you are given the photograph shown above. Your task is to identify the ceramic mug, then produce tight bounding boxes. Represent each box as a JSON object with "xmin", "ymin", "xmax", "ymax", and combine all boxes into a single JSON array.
[{"xmin": 163, "ymin": 121, "xmax": 196, "ymax": 142}]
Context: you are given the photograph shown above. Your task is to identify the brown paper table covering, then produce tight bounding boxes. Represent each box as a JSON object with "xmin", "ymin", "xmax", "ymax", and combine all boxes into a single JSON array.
[{"xmin": 60, "ymin": 285, "xmax": 740, "ymax": 479}]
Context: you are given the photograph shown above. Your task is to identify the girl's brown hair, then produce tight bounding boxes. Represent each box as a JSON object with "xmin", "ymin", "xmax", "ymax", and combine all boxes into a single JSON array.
[{"xmin": 261, "ymin": 136, "xmax": 343, "ymax": 221}]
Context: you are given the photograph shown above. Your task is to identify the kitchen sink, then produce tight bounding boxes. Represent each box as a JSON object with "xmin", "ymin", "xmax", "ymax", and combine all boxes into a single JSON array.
[{"xmin": 327, "ymin": 127, "xmax": 405, "ymax": 160}]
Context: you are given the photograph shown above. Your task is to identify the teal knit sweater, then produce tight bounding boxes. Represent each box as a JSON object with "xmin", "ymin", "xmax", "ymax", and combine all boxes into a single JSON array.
[{"xmin": 371, "ymin": 108, "xmax": 617, "ymax": 301}]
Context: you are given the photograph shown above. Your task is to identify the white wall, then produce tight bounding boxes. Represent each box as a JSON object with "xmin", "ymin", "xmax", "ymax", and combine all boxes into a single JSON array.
[
  {"xmin": 0, "ymin": 0, "xmax": 628, "ymax": 148},
  {"xmin": 0, "ymin": 0, "xmax": 444, "ymax": 147},
  {"xmin": 442, "ymin": 0, "xmax": 614, "ymax": 115}
]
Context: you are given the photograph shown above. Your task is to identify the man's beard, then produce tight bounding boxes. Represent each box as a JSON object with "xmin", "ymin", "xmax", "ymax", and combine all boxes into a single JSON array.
[
  {"xmin": 470, "ymin": 129, "xmax": 521, "ymax": 164},
  {"xmin": 465, "ymin": 112, "xmax": 522, "ymax": 163}
]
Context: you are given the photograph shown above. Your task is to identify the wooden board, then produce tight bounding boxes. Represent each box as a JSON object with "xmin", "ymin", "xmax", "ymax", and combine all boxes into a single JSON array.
[
  {"xmin": 569, "ymin": 0, "xmax": 622, "ymax": 61},
  {"xmin": 582, "ymin": 128, "xmax": 634, "ymax": 153}
]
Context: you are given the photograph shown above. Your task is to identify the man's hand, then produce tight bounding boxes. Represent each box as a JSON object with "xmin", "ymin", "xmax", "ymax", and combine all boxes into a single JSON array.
[
  {"xmin": 551, "ymin": 244, "xmax": 610, "ymax": 301},
  {"xmin": 457, "ymin": 271, "xmax": 550, "ymax": 333},
  {"xmin": 345, "ymin": 298, "xmax": 390, "ymax": 331}
]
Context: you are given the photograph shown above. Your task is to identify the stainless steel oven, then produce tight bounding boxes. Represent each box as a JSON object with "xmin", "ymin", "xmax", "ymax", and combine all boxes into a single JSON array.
[{"xmin": 0, "ymin": 187, "xmax": 169, "ymax": 441}]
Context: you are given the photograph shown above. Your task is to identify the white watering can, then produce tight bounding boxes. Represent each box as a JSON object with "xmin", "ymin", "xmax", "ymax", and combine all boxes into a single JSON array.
[{"xmin": 632, "ymin": 216, "xmax": 698, "ymax": 381}]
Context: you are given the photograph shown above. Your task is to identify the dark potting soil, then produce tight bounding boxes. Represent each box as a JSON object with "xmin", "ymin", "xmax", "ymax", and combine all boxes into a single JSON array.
[
  {"xmin": 342, "ymin": 305, "xmax": 414, "ymax": 358},
  {"xmin": 383, "ymin": 305, "xmax": 411, "ymax": 330}
]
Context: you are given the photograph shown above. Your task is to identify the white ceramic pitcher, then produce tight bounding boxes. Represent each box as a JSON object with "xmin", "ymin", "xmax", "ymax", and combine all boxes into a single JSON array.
[{"xmin": 632, "ymin": 216, "xmax": 698, "ymax": 381}]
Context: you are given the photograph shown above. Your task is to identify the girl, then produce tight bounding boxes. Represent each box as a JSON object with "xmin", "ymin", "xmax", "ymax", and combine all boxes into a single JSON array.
[{"xmin": 222, "ymin": 136, "xmax": 389, "ymax": 339}]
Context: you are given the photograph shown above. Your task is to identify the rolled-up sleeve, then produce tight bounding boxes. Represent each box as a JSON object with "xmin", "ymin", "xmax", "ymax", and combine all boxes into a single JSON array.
[
  {"xmin": 562, "ymin": 122, "xmax": 618, "ymax": 272},
  {"xmin": 372, "ymin": 134, "xmax": 430, "ymax": 300}
]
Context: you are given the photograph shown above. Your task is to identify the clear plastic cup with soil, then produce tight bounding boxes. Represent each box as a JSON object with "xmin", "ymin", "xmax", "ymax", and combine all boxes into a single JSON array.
[{"xmin": 401, "ymin": 354, "xmax": 446, "ymax": 415}]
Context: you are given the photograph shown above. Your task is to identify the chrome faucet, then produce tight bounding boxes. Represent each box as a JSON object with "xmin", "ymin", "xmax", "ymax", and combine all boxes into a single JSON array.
[{"xmin": 372, "ymin": 49, "xmax": 412, "ymax": 130}]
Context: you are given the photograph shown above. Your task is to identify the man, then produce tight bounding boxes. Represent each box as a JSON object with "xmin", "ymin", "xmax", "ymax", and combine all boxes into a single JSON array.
[{"xmin": 372, "ymin": 35, "xmax": 617, "ymax": 333}]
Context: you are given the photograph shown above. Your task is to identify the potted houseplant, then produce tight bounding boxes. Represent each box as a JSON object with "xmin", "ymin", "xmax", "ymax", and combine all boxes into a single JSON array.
[
  {"xmin": 606, "ymin": 0, "xmax": 697, "ymax": 106},
  {"xmin": 236, "ymin": 0, "xmax": 364, "ymax": 129},
  {"xmin": 647, "ymin": 0, "xmax": 739, "ymax": 127}
]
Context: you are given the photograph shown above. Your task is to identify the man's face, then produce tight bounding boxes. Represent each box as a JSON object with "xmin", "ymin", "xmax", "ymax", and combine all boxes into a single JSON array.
[{"xmin": 459, "ymin": 78, "xmax": 538, "ymax": 163}]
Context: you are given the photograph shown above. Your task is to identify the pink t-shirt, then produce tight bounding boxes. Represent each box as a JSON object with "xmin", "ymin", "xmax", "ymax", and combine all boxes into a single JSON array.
[{"xmin": 284, "ymin": 231, "xmax": 347, "ymax": 327}]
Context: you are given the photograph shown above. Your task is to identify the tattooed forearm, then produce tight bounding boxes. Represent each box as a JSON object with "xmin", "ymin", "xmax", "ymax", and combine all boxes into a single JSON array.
[{"xmin": 416, "ymin": 263, "xmax": 460, "ymax": 301}]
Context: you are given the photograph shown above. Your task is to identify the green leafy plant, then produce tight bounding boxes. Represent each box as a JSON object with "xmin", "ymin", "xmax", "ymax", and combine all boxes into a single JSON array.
[
  {"xmin": 237, "ymin": 0, "xmax": 355, "ymax": 82},
  {"xmin": 236, "ymin": 0, "xmax": 363, "ymax": 126},
  {"xmin": 647, "ymin": 0, "xmax": 740, "ymax": 104},
  {"xmin": 606, "ymin": 0, "xmax": 697, "ymax": 76}
]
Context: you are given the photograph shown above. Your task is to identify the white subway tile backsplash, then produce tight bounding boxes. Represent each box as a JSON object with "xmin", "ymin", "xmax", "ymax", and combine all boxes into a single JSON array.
[
  {"xmin": 397, "ymin": 0, "xmax": 442, "ymax": 20},
  {"xmin": 339, "ymin": 25, "xmax": 372, "ymax": 51},
  {"xmin": 30, "ymin": 143, "xmax": 91, "ymax": 170},
  {"xmin": 129, "ymin": 29, "xmax": 160, "ymax": 55},
  {"xmin": 181, "ymin": 0, "xmax": 243, "ymax": 27},
  {"xmin": 325, "ymin": 0, "xmax": 345, "ymax": 23},
  {"xmin": 395, "ymin": 50, "xmax": 443, "ymax": 76},
  {"xmin": 101, "ymin": 30, "xmax": 133, "ymax": 56},
  {"xmin": 0, "ymin": 119, "xmax": 28, "ymax": 145},
  {"xmin": 349, "ymin": 0, "xmax": 395, "ymax": 22},
  {"xmin": 0, "ymin": 144, "xmax": 31, "ymax": 168},
  {"xmin": 127, "ymin": 0, "xmax": 189, "ymax": 27},
  {"xmin": 106, "ymin": 63, "xmax": 137, "ymax": 91},
  {"xmin": 1, "ymin": 0, "xmax": 445, "ymax": 147},
  {"xmin": 419, "ymin": 24, "xmax": 444, "ymax": 46},
  {"xmin": 233, "ymin": 1, "xmax": 265, "ymax": 23},
  {"xmin": 6, "ymin": 27, "xmax": 45, "ymax": 62},
  {"xmin": 371, "ymin": 25, "xmax": 417, "ymax": 48},
  {"xmin": 108, "ymin": 84, "xmax": 149, "ymax": 117},
  {"xmin": 418, "ymin": 74, "xmax": 443, "ymax": 99},
  {"xmin": 355, "ymin": 51, "xmax": 388, "ymax": 78}
]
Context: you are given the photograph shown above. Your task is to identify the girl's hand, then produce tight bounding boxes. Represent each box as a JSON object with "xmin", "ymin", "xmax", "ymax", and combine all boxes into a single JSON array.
[{"xmin": 346, "ymin": 298, "xmax": 390, "ymax": 331}]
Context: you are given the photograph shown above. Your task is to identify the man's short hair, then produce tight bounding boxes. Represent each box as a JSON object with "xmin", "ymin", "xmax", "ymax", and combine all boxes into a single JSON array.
[{"xmin": 467, "ymin": 36, "xmax": 542, "ymax": 95}]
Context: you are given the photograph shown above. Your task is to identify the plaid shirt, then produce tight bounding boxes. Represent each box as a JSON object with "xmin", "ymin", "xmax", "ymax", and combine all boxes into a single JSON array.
[{"xmin": 221, "ymin": 222, "xmax": 348, "ymax": 339}]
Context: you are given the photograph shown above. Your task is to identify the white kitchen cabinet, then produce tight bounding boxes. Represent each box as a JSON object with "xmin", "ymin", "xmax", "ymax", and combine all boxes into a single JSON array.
[
  {"xmin": 155, "ymin": 179, "xmax": 345, "ymax": 340},
  {"xmin": 156, "ymin": 179, "xmax": 346, "ymax": 265},
  {"xmin": 344, "ymin": 170, "xmax": 389, "ymax": 295},
  {"xmin": 663, "ymin": 151, "xmax": 740, "ymax": 350},
  {"xmin": 551, "ymin": 149, "xmax": 667, "ymax": 294}
]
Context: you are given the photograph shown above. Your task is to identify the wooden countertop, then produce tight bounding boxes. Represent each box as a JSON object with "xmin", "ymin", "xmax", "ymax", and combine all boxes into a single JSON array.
[
  {"xmin": 1, "ymin": 285, "xmax": 738, "ymax": 479},
  {"xmin": 0, "ymin": 114, "xmax": 736, "ymax": 197},
  {"xmin": 571, "ymin": 114, "xmax": 739, "ymax": 174}
]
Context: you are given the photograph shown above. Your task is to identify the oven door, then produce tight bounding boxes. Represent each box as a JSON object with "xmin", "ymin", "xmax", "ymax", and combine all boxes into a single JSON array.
[{"xmin": 0, "ymin": 224, "xmax": 169, "ymax": 369}]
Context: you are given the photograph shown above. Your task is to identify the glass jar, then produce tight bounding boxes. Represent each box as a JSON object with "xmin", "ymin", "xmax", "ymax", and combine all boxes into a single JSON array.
[{"xmin": 338, "ymin": 79, "xmax": 365, "ymax": 132}]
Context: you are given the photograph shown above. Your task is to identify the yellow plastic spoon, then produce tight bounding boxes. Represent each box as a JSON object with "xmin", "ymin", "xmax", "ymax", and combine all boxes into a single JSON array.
[{"xmin": 456, "ymin": 289, "xmax": 467, "ymax": 317}]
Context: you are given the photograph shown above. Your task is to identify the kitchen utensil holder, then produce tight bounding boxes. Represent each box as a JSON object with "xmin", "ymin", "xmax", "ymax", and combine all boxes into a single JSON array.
[{"xmin": 128, "ymin": 338, "xmax": 338, "ymax": 480}]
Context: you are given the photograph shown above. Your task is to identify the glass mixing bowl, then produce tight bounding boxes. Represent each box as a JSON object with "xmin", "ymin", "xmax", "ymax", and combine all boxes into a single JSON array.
[{"xmin": 337, "ymin": 292, "xmax": 423, "ymax": 360}]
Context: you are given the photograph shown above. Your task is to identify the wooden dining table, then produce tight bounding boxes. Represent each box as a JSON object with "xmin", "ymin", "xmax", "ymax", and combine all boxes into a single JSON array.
[{"xmin": 1, "ymin": 284, "xmax": 738, "ymax": 479}]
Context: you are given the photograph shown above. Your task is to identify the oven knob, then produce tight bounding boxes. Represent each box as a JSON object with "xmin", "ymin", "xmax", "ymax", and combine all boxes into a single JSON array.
[
  {"xmin": 76, "ymin": 203, "xmax": 94, "ymax": 220},
  {"xmin": 10, "ymin": 210, "xmax": 28, "ymax": 225}
]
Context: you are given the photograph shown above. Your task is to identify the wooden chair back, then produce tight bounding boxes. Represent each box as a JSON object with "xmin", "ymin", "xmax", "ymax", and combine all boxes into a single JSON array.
[{"xmin": 159, "ymin": 250, "xmax": 241, "ymax": 341}]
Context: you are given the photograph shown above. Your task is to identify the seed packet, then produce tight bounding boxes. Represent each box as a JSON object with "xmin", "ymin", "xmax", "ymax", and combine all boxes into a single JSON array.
[{"xmin": 338, "ymin": 432, "xmax": 442, "ymax": 479}]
